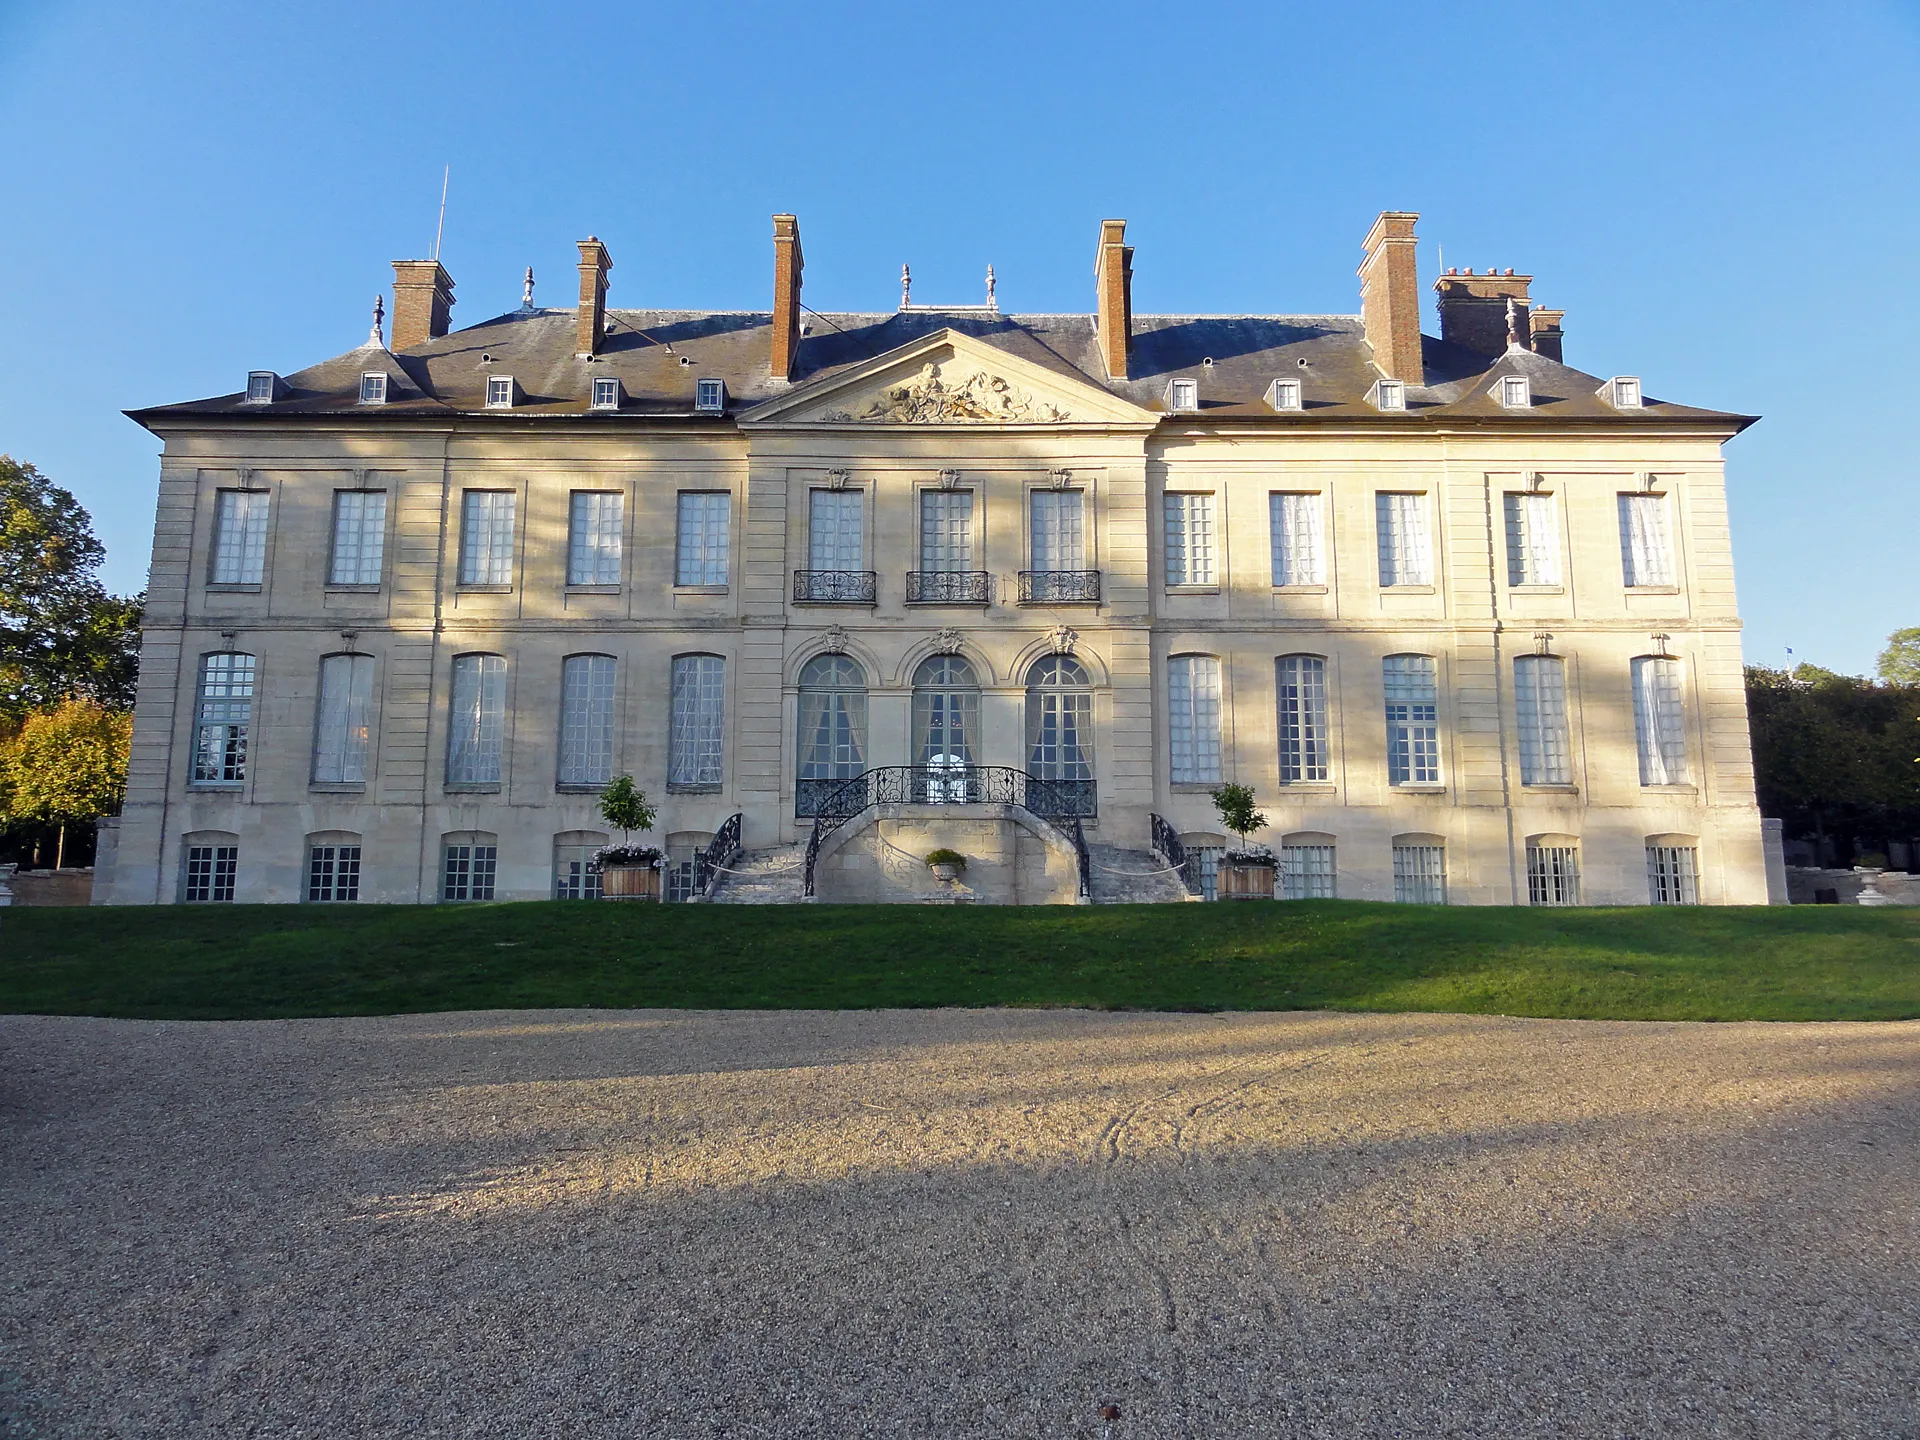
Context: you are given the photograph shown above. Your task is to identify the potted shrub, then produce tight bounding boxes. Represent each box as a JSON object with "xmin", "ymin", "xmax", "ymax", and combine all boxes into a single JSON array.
[
  {"xmin": 924, "ymin": 848, "xmax": 967, "ymax": 883},
  {"xmin": 1210, "ymin": 783, "xmax": 1275, "ymax": 899},
  {"xmin": 594, "ymin": 775, "xmax": 663, "ymax": 900}
]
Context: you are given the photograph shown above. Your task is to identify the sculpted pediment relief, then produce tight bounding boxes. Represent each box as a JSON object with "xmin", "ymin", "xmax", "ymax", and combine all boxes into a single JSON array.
[{"xmin": 820, "ymin": 362, "xmax": 1072, "ymax": 424}]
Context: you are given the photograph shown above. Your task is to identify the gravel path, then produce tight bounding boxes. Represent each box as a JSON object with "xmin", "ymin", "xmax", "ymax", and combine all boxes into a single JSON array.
[{"xmin": 3, "ymin": 1008, "xmax": 1917, "ymax": 1439}]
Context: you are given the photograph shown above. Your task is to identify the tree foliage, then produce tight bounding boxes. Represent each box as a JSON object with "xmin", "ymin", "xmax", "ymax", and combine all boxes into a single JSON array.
[
  {"xmin": 1745, "ymin": 665, "xmax": 1920, "ymax": 857},
  {"xmin": 596, "ymin": 774, "xmax": 657, "ymax": 839},
  {"xmin": 0, "ymin": 697, "xmax": 132, "ymax": 826},
  {"xmin": 1209, "ymin": 782, "xmax": 1268, "ymax": 843},
  {"xmin": 1878, "ymin": 627, "xmax": 1920, "ymax": 686}
]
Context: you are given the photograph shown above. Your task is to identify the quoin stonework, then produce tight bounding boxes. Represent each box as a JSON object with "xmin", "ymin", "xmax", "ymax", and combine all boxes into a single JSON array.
[{"xmin": 98, "ymin": 211, "xmax": 1771, "ymax": 906}]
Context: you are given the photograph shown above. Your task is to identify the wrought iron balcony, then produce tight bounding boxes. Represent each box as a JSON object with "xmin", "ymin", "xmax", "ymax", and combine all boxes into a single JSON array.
[
  {"xmin": 792, "ymin": 569, "xmax": 878, "ymax": 604},
  {"xmin": 906, "ymin": 570, "xmax": 991, "ymax": 604},
  {"xmin": 1018, "ymin": 569, "xmax": 1102, "ymax": 604}
]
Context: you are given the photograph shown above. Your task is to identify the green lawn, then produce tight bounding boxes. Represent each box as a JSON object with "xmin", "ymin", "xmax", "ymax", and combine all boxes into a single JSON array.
[{"xmin": 2, "ymin": 901, "xmax": 1917, "ymax": 1022}]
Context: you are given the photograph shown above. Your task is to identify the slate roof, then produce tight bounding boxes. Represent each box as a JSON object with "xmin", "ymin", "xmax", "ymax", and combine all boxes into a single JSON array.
[{"xmin": 130, "ymin": 306, "xmax": 1754, "ymax": 430}]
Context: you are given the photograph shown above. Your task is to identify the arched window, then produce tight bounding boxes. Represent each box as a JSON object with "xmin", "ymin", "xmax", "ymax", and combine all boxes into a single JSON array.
[
  {"xmin": 192, "ymin": 652, "xmax": 255, "ymax": 785},
  {"xmin": 1383, "ymin": 654, "xmax": 1439, "ymax": 786},
  {"xmin": 447, "ymin": 653, "xmax": 507, "ymax": 785},
  {"xmin": 797, "ymin": 654, "xmax": 869, "ymax": 816},
  {"xmin": 913, "ymin": 655, "xmax": 979, "ymax": 798},
  {"xmin": 1025, "ymin": 655, "xmax": 1092, "ymax": 782},
  {"xmin": 313, "ymin": 653, "xmax": 374, "ymax": 785},
  {"xmin": 1526, "ymin": 833, "xmax": 1580, "ymax": 906},
  {"xmin": 1275, "ymin": 655, "xmax": 1329, "ymax": 782},
  {"xmin": 306, "ymin": 830, "xmax": 362, "ymax": 903},
  {"xmin": 1630, "ymin": 656, "xmax": 1688, "ymax": 785},
  {"xmin": 558, "ymin": 654, "xmax": 617, "ymax": 787},
  {"xmin": 1167, "ymin": 654, "xmax": 1222, "ymax": 784},
  {"xmin": 1514, "ymin": 655, "xmax": 1570, "ymax": 786},
  {"xmin": 669, "ymin": 654, "xmax": 726, "ymax": 790}
]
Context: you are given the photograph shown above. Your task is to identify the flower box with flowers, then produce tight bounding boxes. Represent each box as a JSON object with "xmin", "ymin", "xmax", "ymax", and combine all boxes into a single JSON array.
[{"xmin": 594, "ymin": 844, "xmax": 664, "ymax": 901}]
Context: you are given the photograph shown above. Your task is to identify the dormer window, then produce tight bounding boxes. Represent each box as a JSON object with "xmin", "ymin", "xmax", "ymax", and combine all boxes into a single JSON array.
[
  {"xmin": 358, "ymin": 372, "xmax": 388, "ymax": 405},
  {"xmin": 1499, "ymin": 376, "xmax": 1532, "ymax": 410},
  {"xmin": 1266, "ymin": 378, "xmax": 1303, "ymax": 412},
  {"xmin": 1604, "ymin": 376, "xmax": 1643, "ymax": 409},
  {"xmin": 1370, "ymin": 379, "xmax": 1407, "ymax": 412},
  {"xmin": 695, "ymin": 378, "xmax": 726, "ymax": 413},
  {"xmin": 245, "ymin": 371, "xmax": 280, "ymax": 404},
  {"xmin": 591, "ymin": 377, "xmax": 622, "ymax": 411},
  {"xmin": 1165, "ymin": 377, "xmax": 1199, "ymax": 413},
  {"xmin": 485, "ymin": 376, "xmax": 516, "ymax": 409}
]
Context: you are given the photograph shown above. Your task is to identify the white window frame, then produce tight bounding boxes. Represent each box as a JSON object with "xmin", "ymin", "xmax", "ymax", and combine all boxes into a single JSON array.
[
  {"xmin": 669, "ymin": 654, "xmax": 726, "ymax": 789},
  {"xmin": 358, "ymin": 372, "xmax": 388, "ymax": 405},
  {"xmin": 1527, "ymin": 843, "xmax": 1581, "ymax": 906},
  {"xmin": 183, "ymin": 843, "xmax": 239, "ymax": 902},
  {"xmin": 1028, "ymin": 488, "xmax": 1086, "ymax": 572},
  {"xmin": 590, "ymin": 376, "xmax": 622, "ymax": 410},
  {"xmin": 1375, "ymin": 492, "xmax": 1432, "ymax": 587},
  {"xmin": 1646, "ymin": 843, "xmax": 1699, "ymax": 905},
  {"xmin": 1167, "ymin": 654, "xmax": 1223, "ymax": 785},
  {"xmin": 442, "ymin": 840, "xmax": 498, "ymax": 902},
  {"xmin": 1165, "ymin": 377, "xmax": 1199, "ymax": 412},
  {"xmin": 1280, "ymin": 843, "xmax": 1336, "ymax": 900},
  {"xmin": 307, "ymin": 842, "xmax": 362, "ymax": 902},
  {"xmin": 917, "ymin": 488, "xmax": 976, "ymax": 572},
  {"xmin": 210, "ymin": 488, "xmax": 269, "ymax": 586},
  {"xmin": 1276, "ymin": 654, "xmax": 1330, "ymax": 783},
  {"xmin": 446, "ymin": 653, "xmax": 507, "ymax": 787},
  {"xmin": 1392, "ymin": 844, "xmax": 1446, "ymax": 903},
  {"xmin": 191, "ymin": 652, "xmax": 255, "ymax": 786},
  {"xmin": 1619, "ymin": 491, "xmax": 1675, "ymax": 588},
  {"xmin": 675, "ymin": 491, "xmax": 732, "ymax": 588},
  {"xmin": 1603, "ymin": 376, "xmax": 1643, "ymax": 409},
  {"xmin": 808, "ymin": 488, "xmax": 865, "ymax": 572},
  {"xmin": 1269, "ymin": 491, "xmax": 1324, "ymax": 587},
  {"xmin": 1163, "ymin": 492, "xmax": 1216, "ymax": 587},
  {"xmin": 557, "ymin": 654, "xmax": 617, "ymax": 788},
  {"xmin": 1266, "ymin": 378, "xmax": 1303, "ymax": 412},
  {"xmin": 1497, "ymin": 375, "xmax": 1532, "ymax": 409},
  {"xmin": 311, "ymin": 653, "xmax": 375, "ymax": 785},
  {"xmin": 567, "ymin": 491, "xmax": 624, "ymax": 587},
  {"xmin": 695, "ymin": 378, "xmax": 726, "ymax": 413},
  {"xmin": 327, "ymin": 490, "xmax": 387, "ymax": 586},
  {"xmin": 1631, "ymin": 656, "xmax": 1689, "ymax": 786},
  {"xmin": 1504, "ymin": 490, "xmax": 1561, "ymax": 588},
  {"xmin": 1384, "ymin": 654, "xmax": 1441, "ymax": 786},
  {"xmin": 1514, "ymin": 654, "xmax": 1572, "ymax": 787},
  {"xmin": 244, "ymin": 371, "xmax": 278, "ymax": 403},
  {"xmin": 1370, "ymin": 378, "xmax": 1406, "ymax": 411},
  {"xmin": 484, "ymin": 376, "xmax": 516, "ymax": 409},
  {"xmin": 458, "ymin": 490, "xmax": 516, "ymax": 587}
]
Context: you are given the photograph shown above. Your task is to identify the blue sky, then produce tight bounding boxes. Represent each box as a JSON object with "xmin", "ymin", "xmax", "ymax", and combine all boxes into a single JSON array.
[{"xmin": 2, "ymin": 1, "xmax": 1914, "ymax": 674}]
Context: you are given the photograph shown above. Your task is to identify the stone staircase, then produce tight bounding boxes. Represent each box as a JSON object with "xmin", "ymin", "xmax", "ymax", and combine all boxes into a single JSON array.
[
  {"xmin": 707, "ymin": 844, "xmax": 809, "ymax": 904},
  {"xmin": 1086, "ymin": 843, "xmax": 1194, "ymax": 904}
]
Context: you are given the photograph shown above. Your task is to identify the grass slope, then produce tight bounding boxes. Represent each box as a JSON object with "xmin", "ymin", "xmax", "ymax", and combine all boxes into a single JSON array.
[{"xmin": 2, "ymin": 901, "xmax": 1917, "ymax": 1022}]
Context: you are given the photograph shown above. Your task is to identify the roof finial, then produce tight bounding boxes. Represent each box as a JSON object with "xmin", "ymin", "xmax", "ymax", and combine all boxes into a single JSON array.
[
  {"xmin": 521, "ymin": 266, "xmax": 536, "ymax": 311},
  {"xmin": 985, "ymin": 264, "xmax": 997, "ymax": 313},
  {"xmin": 1506, "ymin": 296, "xmax": 1524, "ymax": 351},
  {"xmin": 900, "ymin": 263, "xmax": 911, "ymax": 310},
  {"xmin": 369, "ymin": 293, "xmax": 385, "ymax": 347}
]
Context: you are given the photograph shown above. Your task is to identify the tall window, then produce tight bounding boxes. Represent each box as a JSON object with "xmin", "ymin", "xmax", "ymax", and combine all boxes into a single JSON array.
[
  {"xmin": 1269, "ymin": 493, "xmax": 1324, "ymax": 586},
  {"xmin": 912, "ymin": 654, "xmax": 980, "ymax": 769},
  {"xmin": 568, "ymin": 491, "xmax": 623, "ymax": 586},
  {"xmin": 1527, "ymin": 841, "xmax": 1580, "ymax": 906},
  {"xmin": 1384, "ymin": 655, "xmax": 1440, "ymax": 785},
  {"xmin": 1619, "ymin": 493, "xmax": 1674, "ymax": 587},
  {"xmin": 1646, "ymin": 842, "xmax": 1699, "ymax": 905},
  {"xmin": 182, "ymin": 843, "xmax": 238, "ymax": 902},
  {"xmin": 211, "ymin": 489, "xmax": 269, "ymax": 584},
  {"xmin": 328, "ymin": 491, "xmax": 386, "ymax": 585},
  {"xmin": 675, "ymin": 492, "xmax": 730, "ymax": 586},
  {"xmin": 558, "ymin": 654, "xmax": 616, "ymax": 787},
  {"xmin": 312, "ymin": 653, "xmax": 374, "ymax": 784},
  {"xmin": 1030, "ymin": 490, "xmax": 1085, "ymax": 571},
  {"xmin": 797, "ymin": 653, "xmax": 868, "ymax": 785},
  {"xmin": 192, "ymin": 652, "xmax": 255, "ymax": 784},
  {"xmin": 1375, "ymin": 492, "xmax": 1431, "ymax": 587},
  {"xmin": 442, "ymin": 838, "xmax": 497, "ymax": 901},
  {"xmin": 1393, "ymin": 843, "xmax": 1446, "ymax": 903},
  {"xmin": 919, "ymin": 490, "xmax": 974, "ymax": 571},
  {"xmin": 1504, "ymin": 491, "xmax": 1560, "ymax": 587},
  {"xmin": 1280, "ymin": 843, "xmax": 1336, "ymax": 900},
  {"xmin": 447, "ymin": 654, "xmax": 506, "ymax": 785},
  {"xmin": 1168, "ymin": 654, "xmax": 1222, "ymax": 784},
  {"xmin": 459, "ymin": 491, "xmax": 515, "ymax": 586},
  {"xmin": 1513, "ymin": 655, "xmax": 1571, "ymax": 786},
  {"xmin": 669, "ymin": 654, "xmax": 725, "ymax": 787},
  {"xmin": 1163, "ymin": 493, "xmax": 1215, "ymax": 585},
  {"xmin": 1276, "ymin": 655, "xmax": 1330, "ymax": 783},
  {"xmin": 809, "ymin": 490, "xmax": 864, "ymax": 571},
  {"xmin": 307, "ymin": 841, "xmax": 362, "ymax": 902},
  {"xmin": 1026, "ymin": 656, "xmax": 1093, "ymax": 783},
  {"xmin": 1631, "ymin": 656, "xmax": 1688, "ymax": 785}
]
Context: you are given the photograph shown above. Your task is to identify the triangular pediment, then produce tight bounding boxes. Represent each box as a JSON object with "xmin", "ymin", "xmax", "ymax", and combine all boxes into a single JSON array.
[{"xmin": 740, "ymin": 329, "xmax": 1155, "ymax": 428}]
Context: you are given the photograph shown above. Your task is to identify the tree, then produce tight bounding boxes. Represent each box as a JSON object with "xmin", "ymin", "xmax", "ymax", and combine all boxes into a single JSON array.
[
  {"xmin": 0, "ymin": 697, "xmax": 132, "ymax": 868},
  {"xmin": 0, "ymin": 456, "xmax": 143, "ymax": 719},
  {"xmin": 595, "ymin": 774, "xmax": 658, "ymax": 860},
  {"xmin": 1210, "ymin": 782, "xmax": 1268, "ymax": 850},
  {"xmin": 1878, "ymin": 628, "xmax": 1920, "ymax": 686}
]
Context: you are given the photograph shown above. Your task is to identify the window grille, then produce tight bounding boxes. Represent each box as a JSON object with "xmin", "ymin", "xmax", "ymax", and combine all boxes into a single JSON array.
[
  {"xmin": 796, "ymin": 654, "xmax": 868, "ymax": 813},
  {"xmin": 447, "ymin": 654, "xmax": 506, "ymax": 785},
  {"xmin": 1375, "ymin": 492, "xmax": 1431, "ymax": 587},
  {"xmin": 911, "ymin": 654, "xmax": 980, "ymax": 773},
  {"xmin": 1504, "ymin": 491, "xmax": 1559, "ymax": 586},
  {"xmin": 1610, "ymin": 377, "xmax": 1642, "ymax": 409},
  {"xmin": 192, "ymin": 652, "xmax": 255, "ymax": 784},
  {"xmin": 558, "ymin": 654, "xmax": 616, "ymax": 786},
  {"xmin": 1163, "ymin": 493, "xmax": 1215, "ymax": 585},
  {"xmin": 245, "ymin": 372, "xmax": 276, "ymax": 402},
  {"xmin": 1631, "ymin": 656, "xmax": 1688, "ymax": 785},
  {"xmin": 359, "ymin": 372, "xmax": 388, "ymax": 404},
  {"xmin": 1280, "ymin": 844, "xmax": 1336, "ymax": 900},
  {"xmin": 307, "ymin": 844, "xmax": 361, "ymax": 902},
  {"xmin": 1267, "ymin": 378, "xmax": 1303, "ymax": 411},
  {"xmin": 591, "ymin": 377, "xmax": 621, "ymax": 409},
  {"xmin": 211, "ymin": 489, "xmax": 269, "ymax": 584},
  {"xmin": 919, "ymin": 490, "xmax": 974, "ymax": 571},
  {"xmin": 568, "ymin": 491, "xmax": 624, "ymax": 586},
  {"xmin": 328, "ymin": 491, "xmax": 387, "ymax": 585},
  {"xmin": 1168, "ymin": 655, "xmax": 1222, "ymax": 784},
  {"xmin": 442, "ymin": 843, "xmax": 497, "ymax": 901},
  {"xmin": 485, "ymin": 377, "xmax": 514, "ymax": 408},
  {"xmin": 1167, "ymin": 377, "xmax": 1199, "ymax": 411},
  {"xmin": 183, "ymin": 844, "xmax": 237, "ymax": 902},
  {"xmin": 675, "ymin": 492, "xmax": 731, "ymax": 586},
  {"xmin": 1618, "ymin": 493, "xmax": 1674, "ymax": 587},
  {"xmin": 695, "ymin": 378, "xmax": 726, "ymax": 412},
  {"xmin": 554, "ymin": 846, "xmax": 603, "ymax": 900},
  {"xmin": 1646, "ymin": 844, "xmax": 1699, "ymax": 905},
  {"xmin": 459, "ymin": 491, "xmax": 516, "ymax": 586},
  {"xmin": 1276, "ymin": 655, "xmax": 1330, "ymax": 782},
  {"xmin": 1269, "ymin": 492, "xmax": 1323, "ymax": 586},
  {"xmin": 1500, "ymin": 376, "xmax": 1531, "ymax": 409},
  {"xmin": 1384, "ymin": 655, "xmax": 1440, "ymax": 785},
  {"xmin": 809, "ymin": 489, "xmax": 863, "ymax": 571},
  {"xmin": 1029, "ymin": 489, "xmax": 1085, "ymax": 571},
  {"xmin": 1025, "ymin": 655, "xmax": 1093, "ymax": 783},
  {"xmin": 1393, "ymin": 844, "xmax": 1446, "ymax": 903},
  {"xmin": 1527, "ymin": 844, "xmax": 1580, "ymax": 905},
  {"xmin": 312, "ymin": 653, "xmax": 374, "ymax": 784},
  {"xmin": 1374, "ymin": 379, "xmax": 1406, "ymax": 411},
  {"xmin": 669, "ymin": 655, "xmax": 725, "ymax": 787},
  {"xmin": 1514, "ymin": 655, "xmax": 1571, "ymax": 786}
]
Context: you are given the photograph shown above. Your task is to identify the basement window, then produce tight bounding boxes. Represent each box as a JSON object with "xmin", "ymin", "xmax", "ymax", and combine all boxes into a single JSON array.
[
  {"xmin": 245, "ymin": 371, "xmax": 280, "ymax": 404},
  {"xmin": 1499, "ymin": 376, "xmax": 1532, "ymax": 410},
  {"xmin": 591, "ymin": 377, "xmax": 622, "ymax": 410},
  {"xmin": 695, "ymin": 378, "xmax": 727, "ymax": 413},
  {"xmin": 358, "ymin": 372, "xmax": 388, "ymax": 405},
  {"xmin": 1604, "ymin": 376, "xmax": 1643, "ymax": 409},
  {"xmin": 1266, "ymin": 378, "xmax": 1303, "ymax": 412},
  {"xmin": 485, "ymin": 376, "xmax": 516, "ymax": 409},
  {"xmin": 1370, "ymin": 379, "xmax": 1407, "ymax": 412},
  {"xmin": 1165, "ymin": 377, "xmax": 1199, "ymax": 413}
]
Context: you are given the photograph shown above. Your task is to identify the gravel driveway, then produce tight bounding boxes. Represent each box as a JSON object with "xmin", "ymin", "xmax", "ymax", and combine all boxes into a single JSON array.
[{"xmin": 3, "ymin": 1008, "xmax": 1916, "ymax": 1439}]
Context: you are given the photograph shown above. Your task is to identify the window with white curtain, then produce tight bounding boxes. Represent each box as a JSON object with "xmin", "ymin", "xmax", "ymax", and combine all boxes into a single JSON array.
[
  {"xmin": 1163, "ymin": 493, "xmax": 1215, "ymax": 585},
  {"xmin": 459, "ymin": 491, "xmax": 515, "ymax": 586},
  {"xmin": 328, "ymin": 491, "xmax": 386, "ymax": 585},
  {"xmin": 1280, "ymin": 843, "xmax": 1336, "ymax": 900},
  {"xmin": 798, "ymin": 654, "xmax": 868, "ymax": 779},
  {"xmin": 1269, "ymin": 492, "xmax": 1324, "ymax": 586},
  {"xmin": 568, "ymin": 492, "xmax": 623, "ymax": 586},
  {"xmin": 1025, "ymin": 655, "xmax": 1093, "ymax": 783},
  {"xmin": 211, "ymin": 490, "xmax": 269, "ymax": 584},
  {"xmin": 1504, "ymin": 491, "xmax": 1560, "ymax": 586},
  {"xmin": 1618, "ymin": 493, "xmax": 1674, "ymax": 587},
  {"xmin": 676, "ymin": 492, "xmax": 731, "ymax": 586},
  {"xmin": 312, "ymin": 653, "xmax": 374, "ymax": 784},
  {"xmin": 1375, "ymin": 492, "xmax": 1431, "ymax": 586},
  {"xmin": 669, "ymin": 654, "xmax": 725, "ymax": 787},
  {"xmin": 1030, "ymin": 490, "xmax": 1085, "ymax": 570},
  {"xmin": 1168, "ymin": 654, "xmax": 1222, "ymax": 784},
  {"xmin": 1276, "ymin": 655, "xmax": 1330, "ymax": 782},
  {"xmin": 1393, "ymin": 843, "xmax": 1446, "ymax": 903},
  {"xmin": 919, "ymin": 490, "xmax": 974, "ymax": 571},
  {"xmin": 192, "ymin": 652, "xmax": 255, "ymax": 784},
  {"xmin": 809, "ymin": 490, "xmax": 864, "ymax": 571},
  {"xmin": 1514, "ymin": 655, "xmax": 1571, "ymax": 786},
  {"xmin": 1527, "ymin": 842, "xmax": 1580, "ymax": 905},
  {"xmin": 912, "ymin": 654, "xmax": 980, "ymax": 770},
  {"xmin": 1646, "ymin": 843, "xmax": 1699, "ymax": 904},
  {"xmin": 1632, "ymin": 656, "xmax": 1688, "ymax": 785},
  {"xmin": 447, "ymin": 653, "xmax": 506, "ymax": 785},
  {"xmin": 557, "ymin": 654, "xmax": 616, "ymax": 786},
  {"xmin": 1384, "ymin": 655, "xmax": 1440, "ymax": 785}
]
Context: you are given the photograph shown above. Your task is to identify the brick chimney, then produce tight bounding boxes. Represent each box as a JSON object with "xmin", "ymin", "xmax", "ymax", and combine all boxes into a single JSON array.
[
  {"xmin": 575, "ymin": 237, "xmax": 612, "ymax": 357},
  {"xmin": 1432, "ymin": 267, "xmax": 1533, "ymax": 360},
  {"xmin": 1094, "ymin": 219, "xmax": 1133, "ymax": 381},
  {"xmin": 389, "ymin": 260, "xmax": 455, "ymax": 350},
  {"xmin": 771, "ymin": 213, "xmax": 804, "ymax": 382},
  {"xmin": 1529, "ymin": 307, "xmax": 1565, "ymax": 363},
  {"xmin": 1358, "ymin": 212, "xmax": 1423, "ymax": 384}
]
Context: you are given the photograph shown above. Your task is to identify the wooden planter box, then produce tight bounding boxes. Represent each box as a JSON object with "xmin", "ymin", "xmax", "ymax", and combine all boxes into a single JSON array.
[
  {"xmin": 601, "ymin": 864, "xmax": 661, "ymax": 901},
  {"xmin": 1218, "ymin": 861, "xmax": 1276, "ymax": 899}
]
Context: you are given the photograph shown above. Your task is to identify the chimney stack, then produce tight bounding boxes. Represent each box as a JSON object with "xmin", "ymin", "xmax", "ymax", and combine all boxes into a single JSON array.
[
  {"xmin": 1432, "ymin": 267, "xmax": 1534, "ymax": 360},
  {"xmin": 1094, "ymin": 219, "xmax": 1133, "ymax": 381},
  {"xmin": 1528, "ymin": 307, "xmax": 1565, "ymax": 363},
  {"xmin": 575, "ymin": 237, "xmax": 612, "ymax": 357},
  {"xmin": 1358, "ymin": 212, "xmax": 1423, "ymax": 385},
  {"xmin": 389, "ymin": 259, "xmax": 455, "ymax": 350},
  {"xmin": 771, "ymin": 213, "xmax": 804, "ymax": 382}
]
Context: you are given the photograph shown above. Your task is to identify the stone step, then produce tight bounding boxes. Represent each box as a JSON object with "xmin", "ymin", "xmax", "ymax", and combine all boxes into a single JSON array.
[
  {"xmin": 707, "ymin": 844, "xmax": 810, "ymax": 905},
  {"xmin": 1086, "ymin": 844, "xmax": 1194, "ymax": 904}
]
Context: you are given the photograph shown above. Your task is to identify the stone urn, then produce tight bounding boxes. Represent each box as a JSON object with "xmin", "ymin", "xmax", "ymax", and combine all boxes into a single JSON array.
[
  {"xmin": 926, "ymin": 850, "xmax": 967, "ymax": 884},
  {"xmin": 1218, "ymin": 855, "xmax": 1277, "ymax": 899},
  {"xmin": 600, "ymin": 862, "xmax": 662, "ymax": 901}
]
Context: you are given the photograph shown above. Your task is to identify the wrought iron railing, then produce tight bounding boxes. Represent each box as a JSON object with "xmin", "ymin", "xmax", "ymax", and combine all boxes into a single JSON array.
[
  {"xmin": 906, "ymin": 570, "xmax": 991, "ymax": 604},
  {"xmin": 691, "ymin": 812, "xmax": 742, "ymax": 899},
  {"xmin": 792, "ymin": 569, "xmax": 877, "ymax": 604},
  {"xmin": 1018, "ymin": 570, "xmax": 1102, "ymax": 604},
  {"xmin": 1150, "ymin": 812, "xmax": 1199, "ymax": 897}
]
